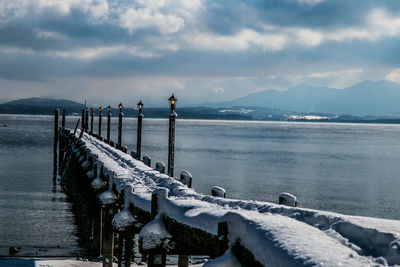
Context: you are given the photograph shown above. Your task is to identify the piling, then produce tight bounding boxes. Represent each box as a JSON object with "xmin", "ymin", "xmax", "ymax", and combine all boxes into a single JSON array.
[
  {"xmin": 53, "ymin": 109, "xmax": 59, "ymax": 184},
  {"xmin": 147, "ymin": 189, "xmax": 169, "ymax": 267},
  {"xmin": 62, "ymin": 109, "xmax": 66, "ymax": 129},
  {"xmin": 81, "ymin": 109, "xmax": 85, "ymax": 129},
  {"xmin": 74, "ymin": 119, "xmax": 80, "ymax": 135},
  {"xmin": 143, "ymin": 155, "xmax": 151, "ymax": 167},
  {"xmin": 54, "ymin": 109, "xmax": 59, "ymax": 154},
  {"xmin": 155, "ymin": 162, "xmax": 165, "ymax": 173}
]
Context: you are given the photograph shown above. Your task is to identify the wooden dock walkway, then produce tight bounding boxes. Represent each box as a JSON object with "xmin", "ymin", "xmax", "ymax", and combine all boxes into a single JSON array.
[{"xmin": 54, "ymin": 101, "xmax": 400, "ymax": 267}]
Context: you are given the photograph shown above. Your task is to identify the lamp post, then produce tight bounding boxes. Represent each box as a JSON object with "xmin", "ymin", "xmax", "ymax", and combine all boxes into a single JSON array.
[
  {"xmin": 167, "ymin": 94, "xmax": 177, "ymax": 177},
  {"xmin": 85, "ymin": 107, "xmax": 89, "ymax": 132},
  {"xmin": 117, "ymin": 103, "xmax": 123, "ymax": 148},
  {"xmin": 107, "ymin": 105, "xmax": 111, "ymax": 143},
  {"xmin": 136, "ymin": 100, "xmax": 144, "ymax": 160},
  {"xmin": 98, "ymin": 106, "xmax": 103, "ymax": 136},
  {"xmin": 90, "ymin": 107, "xmax": 94, "ymax": 134}
]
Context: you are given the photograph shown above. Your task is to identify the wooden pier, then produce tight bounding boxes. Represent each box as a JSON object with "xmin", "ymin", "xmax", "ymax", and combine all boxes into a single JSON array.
[{"xmin": 53, "ymin": 98, "xmax": 400, "ymax": 267}]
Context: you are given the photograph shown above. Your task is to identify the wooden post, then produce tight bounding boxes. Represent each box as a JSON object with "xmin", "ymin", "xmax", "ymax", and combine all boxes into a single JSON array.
[
  {"xmin": 81, "ymin": 109, "xmax": 85, "ymax": 129},
  {"xmin": 61, "ymin": 109, "xmax": 66, "ymax": 129},
  {"xmin": 211, "ymin": 186, "xmax": 226, "ymax": 198},
  {"xmin": 53, "ymin": 109, "xmax": 59, "ymax": 185},
  {"xmin": 155, "ymin": 162, "xmax": 165, "ymax": 173},
  {"xmin": 178, "ymin": 256, "xmax": 189, "ymax": 267},
  {"xmin": 179, "ymin": 171, "xmax": 192, "ymax": 188},
  {"xmin": 143, "ymin": 155, "xmax": 151, "ymax": 167},
  {"xmin": 115, "ymin": 186, "xmax": 135, "ymax": 267},
  {"xmin": 74, "ymin": 119, "xmax": 80, "ymax": 135},
  {"xmin": 217, "ymin": 221, "xmax": 229, "ymax": 255},
  {"xmin": 102, "ymin": 205, "xmax": 115, "ymax": 267},
  {"xmin": 278, "ymin": 192, "xmax": 297, "ymax": 207},
  {"xmin": 148, "ymin": 189, "xmax": 169, "ymax": 267},
  {"xmin": 53, "ymin": 109, "xmax": 59, "ymax": 155},
  {"xmin": 100, "ymin": 176, "xmax": 118, "ymax": 267}
]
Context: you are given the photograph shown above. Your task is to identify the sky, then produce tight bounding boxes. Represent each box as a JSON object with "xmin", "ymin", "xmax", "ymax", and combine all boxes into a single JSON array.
[{"xmin": 1, "ymin": 0, "xmax": 400, "ymax": 107}]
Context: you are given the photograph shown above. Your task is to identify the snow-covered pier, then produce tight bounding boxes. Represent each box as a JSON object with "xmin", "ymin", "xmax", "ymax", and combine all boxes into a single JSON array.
[{"xmin": 57, "ymin": 126, "xmax": 400, "ymax": 267}]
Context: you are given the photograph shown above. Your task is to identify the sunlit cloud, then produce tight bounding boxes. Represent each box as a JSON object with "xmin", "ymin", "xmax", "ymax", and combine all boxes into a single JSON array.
[{"xmin": 386, "ymin": 69, "xmax": 400, "ymax": 83}]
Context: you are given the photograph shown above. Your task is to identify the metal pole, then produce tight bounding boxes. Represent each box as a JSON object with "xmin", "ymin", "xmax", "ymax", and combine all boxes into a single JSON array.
[
  {"xmin": 167, "ymin": 94, "xmax": 177, "ymax": 177},
  {"xmin": 118, "ymin": 103, "xmax": 123, "ymax": 148},
  {"xmin": 168, "ymin": 113, "xmax": 176, "ymax": 177},
  {"xmin": 90, "ymin": 108, "xmax": 94, "ymax": 134},
  {"xmin": 98, "ymin": 107, "xmax": 102, "ymax": 136},
  {"xmin": 107, "ymin": 106, "xmax": 111, "ymax": 143},
  {"xmin": 136, "ymin": 101, "xmax": 144, "ymax": 160}
]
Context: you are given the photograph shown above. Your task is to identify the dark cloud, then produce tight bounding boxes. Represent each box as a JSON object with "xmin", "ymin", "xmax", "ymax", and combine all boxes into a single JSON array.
[{"xmin": 0, "ymin": 0, "xmax": 400, "ymax": 103}]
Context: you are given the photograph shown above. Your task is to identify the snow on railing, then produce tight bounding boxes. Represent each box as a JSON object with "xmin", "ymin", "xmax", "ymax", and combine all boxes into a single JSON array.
[{"xmin": 59, "ymin": 129, "xmax": 400, "ymax": 267}]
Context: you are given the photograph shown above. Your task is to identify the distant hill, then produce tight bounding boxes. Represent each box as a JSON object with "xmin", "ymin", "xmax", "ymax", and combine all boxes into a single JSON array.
[
  {"xmin": 206, "ymin": 80, "xmax": 400, "ymax": 116},
  {"xmin": 0, "ymin": 97, "xmax": 84, "ymax": 115},
  {"xmin": 0, "ymin": 97, "xmax": 252, "ymax": 120}
]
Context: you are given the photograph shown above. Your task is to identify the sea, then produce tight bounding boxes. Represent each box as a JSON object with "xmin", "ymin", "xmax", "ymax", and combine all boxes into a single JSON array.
[{"xmin": 1, "ymin": 114, "xmax": 400, "ymax": 256}]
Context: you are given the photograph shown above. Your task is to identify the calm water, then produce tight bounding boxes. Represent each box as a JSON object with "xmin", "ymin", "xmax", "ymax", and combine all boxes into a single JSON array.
[{"xmin": 1, "ymin": 114, "xmax": 400, "ymax": 255}]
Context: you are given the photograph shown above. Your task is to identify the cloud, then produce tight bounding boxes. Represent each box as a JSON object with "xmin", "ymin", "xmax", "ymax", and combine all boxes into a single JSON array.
[
  {"xmin": 386, "ymin": 69, "xmax": 400, "ymax": 83},
  {"xmin": 213, "ymin": 86, "xmax": 224, "ymax": 94},
  {"xmin": 1, "ymin": 0, "xmax": 400, "ymax": 104}
]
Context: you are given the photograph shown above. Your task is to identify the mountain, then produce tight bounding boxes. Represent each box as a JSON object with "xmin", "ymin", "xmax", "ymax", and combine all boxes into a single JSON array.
[
  {"xmin": 0, "ymin": 97, "xmax": 84, "ymax": 115},
  {"xmin": 207, "ymin": 80, "xmax": 400, "ymax": 116}
]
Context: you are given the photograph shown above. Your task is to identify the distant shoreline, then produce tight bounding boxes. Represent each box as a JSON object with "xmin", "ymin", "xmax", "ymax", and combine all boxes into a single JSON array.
[{"xmin": 1, "ymin": 112, "xmax": 400, "ymax": 125}]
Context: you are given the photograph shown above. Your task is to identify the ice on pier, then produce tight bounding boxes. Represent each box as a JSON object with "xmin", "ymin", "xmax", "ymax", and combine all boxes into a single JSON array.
[{"xmin": 77, "ymin": 132, "xmax": 400, "ymax": 266}]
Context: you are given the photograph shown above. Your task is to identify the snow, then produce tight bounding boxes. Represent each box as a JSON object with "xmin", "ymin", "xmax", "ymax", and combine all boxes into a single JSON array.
[
  {"xmin": 99, "ymin": 173, "xmax": 118, "ymax": 206},
  {"xmin": 91, "ymin": 163, "xmax": 106, "ymax": 190},
  {"xmin": 71, "ymin": 130, "xmax": 400, "ymax": 266},
  {"xmin": 112, "ymin": 185, "xmax": 141, "ymax": 231},
  {"xmin": 203, "ymin": 250, "xmax": 241, "ymax": 267},
  {"xmin": 0, "ymin": 258, "xmax": 117, "ymax": 267},
  {"xmin": 139, "ymin": 215, "xmax": 174, "ymax": 251}
]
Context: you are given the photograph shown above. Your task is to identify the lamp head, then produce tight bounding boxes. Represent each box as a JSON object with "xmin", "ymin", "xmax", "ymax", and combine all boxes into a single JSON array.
[{"xmin": 168, "ymin": 94, "xmax": 177, "ymax": 111}]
